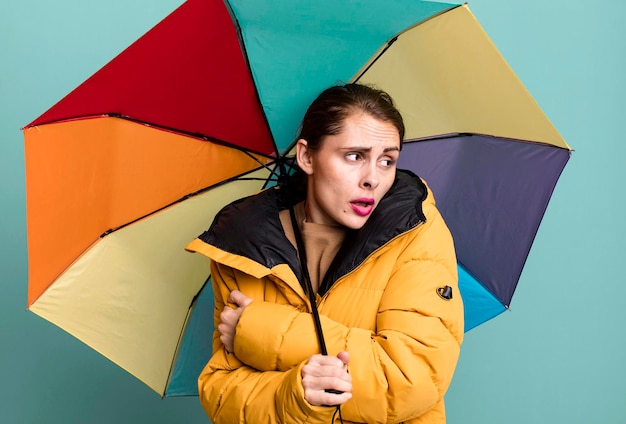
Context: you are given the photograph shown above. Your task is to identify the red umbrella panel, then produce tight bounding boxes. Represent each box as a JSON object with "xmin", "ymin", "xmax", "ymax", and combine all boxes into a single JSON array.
[{"xmin": 23, "ymin": 0, "xmax": 570, "ymax": 396}]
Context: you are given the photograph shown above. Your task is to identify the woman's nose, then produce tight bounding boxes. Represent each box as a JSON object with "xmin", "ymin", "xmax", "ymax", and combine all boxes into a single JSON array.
[{"xmin": 361, "ymin": 163, "xmax": 380, "ymax": 189}]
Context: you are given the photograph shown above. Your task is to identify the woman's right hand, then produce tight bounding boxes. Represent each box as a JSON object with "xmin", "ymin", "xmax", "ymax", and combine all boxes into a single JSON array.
[
  {"xmin": 301, "ymin": 351, "xmax": 352, "ymax": 406},
  {"xmin": 218, "ymin": 290, "xmax": 253, "ymax": 353}
]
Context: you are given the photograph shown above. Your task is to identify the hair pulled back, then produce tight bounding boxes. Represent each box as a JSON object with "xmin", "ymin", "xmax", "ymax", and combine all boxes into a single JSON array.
[{"xmin": 296, "ymin": 83, "xmax": 405, "ymax": 151}]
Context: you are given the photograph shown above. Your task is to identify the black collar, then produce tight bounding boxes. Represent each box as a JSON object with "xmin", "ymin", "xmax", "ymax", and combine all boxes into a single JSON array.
[{"xmin": 199, "ymin": 169, "xmax": 427, "ymax": 295}]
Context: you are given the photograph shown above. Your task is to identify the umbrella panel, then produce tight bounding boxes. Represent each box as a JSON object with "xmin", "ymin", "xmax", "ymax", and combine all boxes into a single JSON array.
[
  {"xmin": 228, "ymin": 0, "xmax": 459, "ymax": 151},
  {"xmin": 458, "ymin": 265, "xmax": 506, "ymax": 331},
  {"xmin": 356, "ymin": 4, "xmax": 569, "ymax": 149},
  {"xmin": 28, "ymin": 0, "xmax": 275, "ymax": 156},
  {"xmin": 24, "ymin": 117, "xmax": 268, "ymax": 306},
  {"xmin": 166, "ymin": 277, "xmax": 214, "ymax": 396},
  {"xmin": 398, "ymin": 134, "xmax": 570, "ymax": 329}
]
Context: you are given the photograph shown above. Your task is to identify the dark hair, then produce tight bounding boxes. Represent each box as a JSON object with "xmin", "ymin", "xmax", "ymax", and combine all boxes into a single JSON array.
[{"xmin": 296, "ymin": 83, "xmax": 405, "ymax": 151}]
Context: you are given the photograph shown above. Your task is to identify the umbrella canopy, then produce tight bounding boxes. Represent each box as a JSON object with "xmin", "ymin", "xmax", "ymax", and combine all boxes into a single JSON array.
[{"xmin": 23, "ymin": 0, "xmax": 571, "ymax": 397}]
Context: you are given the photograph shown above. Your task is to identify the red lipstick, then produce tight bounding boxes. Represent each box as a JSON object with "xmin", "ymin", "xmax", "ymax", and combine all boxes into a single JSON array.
[{"xmin": 350, "ymin": 198, "xmax": 375, "ymax": 216}]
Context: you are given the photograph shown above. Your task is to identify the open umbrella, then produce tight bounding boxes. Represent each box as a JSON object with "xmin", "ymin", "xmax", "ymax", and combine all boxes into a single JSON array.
[{"xmin": 23, "ymin": 0, "xmax": 571, "ymax": 397}]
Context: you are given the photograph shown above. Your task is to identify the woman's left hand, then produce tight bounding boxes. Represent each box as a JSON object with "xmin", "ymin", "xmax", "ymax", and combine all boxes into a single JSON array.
[
  {"xmin": 301, "ymin": 351, "xmax": 352, "ymax": 406},
  {"xmin": 218, "ymin": 290, "xmax": 253, "ymax": 353}
]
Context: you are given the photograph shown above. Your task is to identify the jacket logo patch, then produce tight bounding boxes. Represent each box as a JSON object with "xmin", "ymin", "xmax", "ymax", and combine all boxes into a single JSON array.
[{"xmin": 436, "ymin": 286, "xmax": 453, "ymax": 300}]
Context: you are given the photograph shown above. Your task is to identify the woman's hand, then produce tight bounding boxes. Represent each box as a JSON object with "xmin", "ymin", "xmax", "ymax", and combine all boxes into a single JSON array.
[
  {"xmin": 218, "ymin": 290, "xmax": 253, "ymax": 353},
  {"xmin": 301, "ymin": 351, "xmax": 352, "ymax": 406}
]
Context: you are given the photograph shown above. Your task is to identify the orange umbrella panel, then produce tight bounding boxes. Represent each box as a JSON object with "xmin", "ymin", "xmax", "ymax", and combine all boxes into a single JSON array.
[{"xmin": 24, "ymin": 116, "xmax": 267, "ymax": 306}]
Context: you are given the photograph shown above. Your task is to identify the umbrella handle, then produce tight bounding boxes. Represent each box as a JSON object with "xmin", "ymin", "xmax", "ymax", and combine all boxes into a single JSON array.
[
  {"xmin": 289, "ymin": 206, "xmax": 345, "ymax": 420},
  {"xmin": 288, "ymin": 206, "xmax": 329, "ymax": 355}
]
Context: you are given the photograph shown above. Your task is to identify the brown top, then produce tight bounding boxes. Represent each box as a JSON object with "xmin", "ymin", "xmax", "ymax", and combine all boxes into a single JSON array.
[{"xmin": 279, "ymin": 201, "xmax": 347, "ymax": 294}]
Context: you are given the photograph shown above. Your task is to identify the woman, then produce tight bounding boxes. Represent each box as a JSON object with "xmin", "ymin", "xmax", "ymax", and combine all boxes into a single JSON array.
[{"xmin": 186, "ymin": 83, "xmax": 464, "ymax": 423}]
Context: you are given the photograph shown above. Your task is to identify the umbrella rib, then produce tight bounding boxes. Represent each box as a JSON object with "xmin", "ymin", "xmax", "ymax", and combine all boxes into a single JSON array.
[
  {"xmin": 33, "ymin": 166, "xmax": 281, "ymax": 305},
  {"xmin": 402, "ymin": 132, "xmax": 574, "ymax": 151},
  {"xmin": 99, "ymin": 165, "xmax": 275, "ymax": 238},
  {"xmin": 353, "ymin": 4, "xmax": 463, "ymax": 83},
  {"xmin": 98, "ymin": 150, "xmax": 301, "ymax": 238},
  {"xmin": 164, "ymin": 285, "xmax": 201, "ymax": 398},
  {"xmin": 24, "ymin": 113, "xmax": 278, "ymax": 159},
  {"xmin": 223, "ymin": 0, "xmax": 282, "ymax": 156},
  {"xmin": 457, "ymin": 261, "xmax": 510, "ymax": 309},
  {"xmin": 353, "ymin": 36, "xmax": 399, "ymax": 81}
]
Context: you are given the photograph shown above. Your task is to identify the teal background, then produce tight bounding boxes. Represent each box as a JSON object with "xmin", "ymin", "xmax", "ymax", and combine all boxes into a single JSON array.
[{"xmin": 1, "ymin": 0, "xmax": 623, "ymax": 422}]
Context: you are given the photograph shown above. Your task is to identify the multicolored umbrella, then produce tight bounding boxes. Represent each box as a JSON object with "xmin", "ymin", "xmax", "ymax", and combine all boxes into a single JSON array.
[{"xmin": 23, "ymin": 0, "xmax": 571, "ymax": 397}]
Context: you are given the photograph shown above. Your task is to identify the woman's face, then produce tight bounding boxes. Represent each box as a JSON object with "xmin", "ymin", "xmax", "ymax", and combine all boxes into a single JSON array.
[{"xmin": 296, "ymin": 112, "xmax": 401, "ymax": 229}]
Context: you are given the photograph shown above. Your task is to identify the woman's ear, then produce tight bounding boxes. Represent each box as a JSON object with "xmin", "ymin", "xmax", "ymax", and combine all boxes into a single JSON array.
[{"xmin": 295, "ymin": 139, "xmax": 314, "ymax": 175}]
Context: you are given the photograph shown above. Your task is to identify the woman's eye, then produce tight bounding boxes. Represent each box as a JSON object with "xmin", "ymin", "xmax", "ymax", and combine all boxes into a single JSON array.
[
  {"xmin": 345, "ymin": 153, "xmax": 361, "ymax": 161},
  {"xmin": 380, "ymin": 158, "xmax": 396, "ymax": 167}
]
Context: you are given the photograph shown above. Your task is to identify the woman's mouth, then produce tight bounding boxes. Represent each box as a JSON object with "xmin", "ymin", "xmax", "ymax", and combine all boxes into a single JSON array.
[{"xmin": 350, "ymin": 198, "xmax": 375, "ymax": 216}]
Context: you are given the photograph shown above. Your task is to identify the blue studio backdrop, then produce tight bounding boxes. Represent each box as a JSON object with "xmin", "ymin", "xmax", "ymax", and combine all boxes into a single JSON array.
[{"xmin": 1, "ymin": 0, "xmax": 624, "ymax": 423}]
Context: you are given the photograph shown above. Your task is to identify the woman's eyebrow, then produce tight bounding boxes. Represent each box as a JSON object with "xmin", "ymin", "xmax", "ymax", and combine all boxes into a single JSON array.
[{"xmin": 341, "ymin": 146, "xmax": 400, "ymax": 152}]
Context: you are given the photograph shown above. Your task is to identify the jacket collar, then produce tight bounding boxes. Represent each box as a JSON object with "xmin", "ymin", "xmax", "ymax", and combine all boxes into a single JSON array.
[{"xmin": 200, "ymin": 169, "xmax": 427, "ymax": 295}]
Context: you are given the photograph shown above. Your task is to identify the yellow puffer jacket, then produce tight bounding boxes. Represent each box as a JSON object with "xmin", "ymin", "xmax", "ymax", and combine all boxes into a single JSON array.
[{"xmin": 186, "ymin": 170, "xmax": 464, "ymax": 423}]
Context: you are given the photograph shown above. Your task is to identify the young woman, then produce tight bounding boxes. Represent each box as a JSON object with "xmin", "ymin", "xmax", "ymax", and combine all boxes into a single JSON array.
[{"xmin": 186, "ymin": 83, "xmax": 464, "ymax": 423}]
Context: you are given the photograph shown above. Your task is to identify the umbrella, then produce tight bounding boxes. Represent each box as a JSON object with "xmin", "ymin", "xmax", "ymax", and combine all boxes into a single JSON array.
[{"xmin": 23, "ymin": 0, "xmax": 571, "ymax": 397}]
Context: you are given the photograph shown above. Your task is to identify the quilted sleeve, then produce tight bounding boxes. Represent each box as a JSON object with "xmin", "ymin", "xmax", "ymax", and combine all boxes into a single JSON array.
[{"xmin": 199, "ymin": 261, "xmax": 336, "ymax": 424}]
